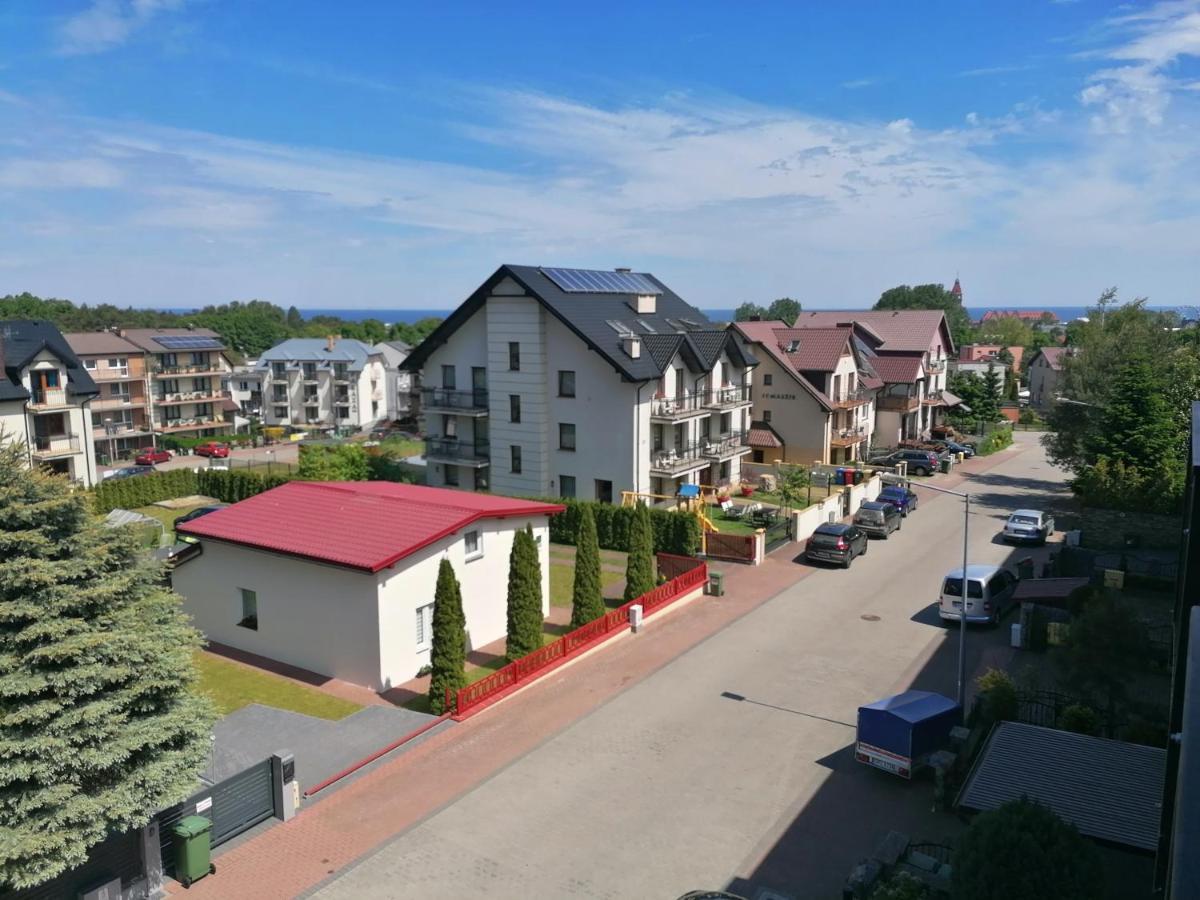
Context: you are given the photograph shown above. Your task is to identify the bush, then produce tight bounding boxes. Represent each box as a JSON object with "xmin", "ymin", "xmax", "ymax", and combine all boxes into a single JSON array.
[
  {"xmin": 975, "ymin": 427, "xmax": 1014, "ymax": 456},
  {"xmin": 869, "ymin": 872, "xmax": 930, "ymax": 900},
  {"xmin": 298, "ymin": 443, "xmax": 370, "ymax": 481},
  {"xmin": 976, "ymin": 668, "xmax": 1018, "ymax": 724},
  {"xmin": 1059, "ymin": 704, "xmax": 1100, "ymax": 736},
  {"xmin": 1072, "ymin": 455, "xmax": 1184, "ymax": 515},
  {"xmin": 541, "ymin": 497, "xmax": 700, "ymax": 556},
  {"xmin": 1122, "ymin": 718, "xmax": 1168, "ymax": 748},
  {"xmin": 1017, "ymin": 407, "xmax": 1039, "ymax": 426},
  {"xmin": 93, "ymin": 469, "xmax": 199, "ymax": 513}
]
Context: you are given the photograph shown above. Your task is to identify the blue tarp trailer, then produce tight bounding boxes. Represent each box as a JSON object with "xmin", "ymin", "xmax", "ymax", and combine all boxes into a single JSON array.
[{"xmin": 856, "ymin": 691, "xmax": 962, "ymax": 779}]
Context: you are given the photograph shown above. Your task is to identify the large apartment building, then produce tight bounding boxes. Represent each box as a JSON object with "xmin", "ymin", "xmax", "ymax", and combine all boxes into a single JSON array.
[
  {"xmin": 64, "ymin": 331, "xmax": 155, "ymax": 459},
  {"xmin": 257, "ymin": 337, "xmax": 386, "ymax": 429},
  {"xmin": 117, "ymin": 328, "xmax": 235, "ymax": 440},
  {"xmin": 402, "ymin": 265, "xmax": 758, "ymax": 500},
  {"xmin": 1, "ymin": 320, "xmax": 99, "ymax": 486}
]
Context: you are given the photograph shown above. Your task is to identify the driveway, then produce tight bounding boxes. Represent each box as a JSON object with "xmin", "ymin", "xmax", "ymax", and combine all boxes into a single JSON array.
[{"xmin": 312, "ymin": 435, "xmax": 1066, "ymax": 899}]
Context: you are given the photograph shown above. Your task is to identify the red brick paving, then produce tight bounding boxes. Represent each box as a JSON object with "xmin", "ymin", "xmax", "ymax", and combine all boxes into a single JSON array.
[{"xmin": 170, "ymin": 447, "xmax": 1024, "ymax": 898}]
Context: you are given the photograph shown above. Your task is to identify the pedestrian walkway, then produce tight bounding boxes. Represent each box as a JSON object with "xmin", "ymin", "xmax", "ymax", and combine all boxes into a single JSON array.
[{"xmin": 168, "ymin": 444, "xmax": 1027, "ymax": 898}]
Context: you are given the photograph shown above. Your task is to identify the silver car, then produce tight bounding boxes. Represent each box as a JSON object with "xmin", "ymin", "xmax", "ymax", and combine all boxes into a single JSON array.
[{"xmin": 1002, "ymin": 509, "xmax": 1055, "ymax": 545}]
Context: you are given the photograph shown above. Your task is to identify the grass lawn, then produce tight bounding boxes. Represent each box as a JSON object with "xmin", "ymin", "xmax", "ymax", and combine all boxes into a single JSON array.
[
  {"xmin": 548, "ymin": 563, "xmax": 624, "ymax": 607},
  {"xmin": 379, "ymin": 437, "xmax": 424, "ymax": 458},
  {"xmin": 132, "ymin": 502, "xmax": 210, "ymax": 543},
  {"xmin": 193, "ymin": 651, "xmax": 363, "ymax": 720},
  {"xmin": 712, "ymin": 518, "xmax": 761, "ymax": 535}
]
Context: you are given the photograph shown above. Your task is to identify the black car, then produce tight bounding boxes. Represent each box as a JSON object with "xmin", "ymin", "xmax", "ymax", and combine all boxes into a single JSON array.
[
  {"xmin": 173, "ymin": 504, "xmax": 229, "ymax": 532},
  {"xmin": 805, "ymin": 523, "xmax": 869, "ymax": 568},
  {"xmin": 877, "ymin": 485, "xmax": 919, "ymax": 517},
  {"xmin": 932, "ymin": 439, "xmax": 975, "ymax": 459},
  {"xmin": 854, "ymin": 500, "xmax": 902, "ymax": 538},
  {"xmin": 868, "ymin": 449, "xmax": 941, "ymax": 476}
]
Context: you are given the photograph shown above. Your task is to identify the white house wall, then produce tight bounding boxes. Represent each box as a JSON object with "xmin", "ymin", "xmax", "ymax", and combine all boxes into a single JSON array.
[
  {"xmin": 753, "ymin": 353, "xmax": 830, "ymax": 464},
  {"xmin": 487, "ymin": 293, "xmax": 549, "ymax": 496}
]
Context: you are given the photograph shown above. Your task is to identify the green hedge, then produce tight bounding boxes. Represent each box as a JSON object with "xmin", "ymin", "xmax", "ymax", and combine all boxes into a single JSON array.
[
  {"xmin": 94, "ymin": 467, "xmax": 292, "ymax": 513},
  {"xmin": 538, "ymin": 498, "xmax": 701, "ymax": 557},
  {"xmin": 975, "ymin": 426, "xmax": 1014, "ymax": 456},
  {"xmin": 196, "ymin": 469, "xmax": 291, "ymax": 503}
]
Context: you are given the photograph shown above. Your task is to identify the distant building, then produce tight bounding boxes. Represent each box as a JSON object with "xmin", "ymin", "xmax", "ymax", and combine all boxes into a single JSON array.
[
  {"xmin": 2, "ymin": 320, "xmax": 99, "ymax": 486},
  {"xmin": 980, "ymin": 309, "xmax": 1057, "ymax": 324},
  {"xmin": 64, "ymin": 330, "xmax": 156, "ymax": 459},
  {"xmin": 225, "ymin": 363, "xmax": 263, "ymax": 417},
  {"xmin": 372, "ymin": 340, "xmax": 417, "ymax": 423},
  {"xmin": 118, "ymin": 328, "xmax": 235, "ymax": 440},
  {"xmin": 1027, "ymin": 346, "xmax": 1071, "ymax": 408},
  {"xmin": 256, "ymin": 337, "xmax": 386, "ymax": 430}
]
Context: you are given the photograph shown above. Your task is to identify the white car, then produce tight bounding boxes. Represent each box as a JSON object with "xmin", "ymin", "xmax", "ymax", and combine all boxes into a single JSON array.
[{"xmin": 1002, "ymin": 509, "xmax": 1054, "ymax": 545}]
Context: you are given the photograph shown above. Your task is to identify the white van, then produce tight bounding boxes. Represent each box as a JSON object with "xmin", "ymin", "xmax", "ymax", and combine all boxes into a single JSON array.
[{"xmin": 938, "ymin": 564, "xmax": 1019, "ymax": 626}]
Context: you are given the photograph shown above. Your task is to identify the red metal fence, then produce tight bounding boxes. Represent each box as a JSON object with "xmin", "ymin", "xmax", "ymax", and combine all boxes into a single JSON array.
[{"xmin": 453, "ymin": 554, "xmax": 708, "ymax": 719}]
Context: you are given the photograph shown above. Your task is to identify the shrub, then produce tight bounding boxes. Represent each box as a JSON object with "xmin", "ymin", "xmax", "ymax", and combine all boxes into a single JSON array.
[
  {"xmin": 976, "ymin": 668, "xmax": 1018, "ymax": 724},
  {"xmin": 93, "ymin": 469, "xmax": 199, "ymax": 513},
  {"xmin": 428, "ymin": 558, "xmax": 466, "ymax": 715},
  {"xmin": 541, "ymin": 497, "xmax": 700, "ymax": 556},
  {"xmin": 623, "ymin": 502, "xmax": 656, "ymax": 602},
  {"xmin": 870, "ymin": 871, "xmax": 930, "ymax": 900},
  {"xmin": 1122, "ymin": 718, "xmax": 1168, "ymax": 748},
  {"xmin": 1059, "ymin": 704, "xmax": 1100, "ymax": 736},
  {"xmin": 505, "ymin": 527, "xmax": 544, "ymax": 662},
  {"xmin": 570, "ymin": 506, "xmax": 606, "ymax": 628},
  {"xmin": 297, "ymin": 443, "xmax": 370, "ymax": 481}
]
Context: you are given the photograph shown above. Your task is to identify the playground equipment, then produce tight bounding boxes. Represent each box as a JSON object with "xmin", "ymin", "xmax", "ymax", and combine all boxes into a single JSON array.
[{"xmin": 620, "ymin": 485, "xmax": 722, "ymax": 533}]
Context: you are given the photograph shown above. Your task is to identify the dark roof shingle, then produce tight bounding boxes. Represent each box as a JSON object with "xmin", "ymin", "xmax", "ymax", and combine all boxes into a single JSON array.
[{"xmin": 1, "ymin": 320, "xmax": 98, "ymax": 402}]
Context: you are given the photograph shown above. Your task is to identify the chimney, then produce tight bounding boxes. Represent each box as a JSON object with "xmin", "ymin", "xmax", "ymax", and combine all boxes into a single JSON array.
[
  {"xmin": 326, "ymin": 334, "xmax": 337, "ymax": 352},
  {"xmin": 634, "ymin": 294, "xmax": 656, "ymax": 314},
  {"xmin": 622, "ymin": 334, "xmax": 641, "ymax": 359}
]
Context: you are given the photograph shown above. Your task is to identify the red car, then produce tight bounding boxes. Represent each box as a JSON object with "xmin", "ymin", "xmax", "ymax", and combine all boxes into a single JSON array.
[
  {"xmin": 193, "ymin": 441, "xmax": 231, "ymax": 458},
  {"xmin": 134, "ymin": 448, "xmax": 171, "ymax": 466}
]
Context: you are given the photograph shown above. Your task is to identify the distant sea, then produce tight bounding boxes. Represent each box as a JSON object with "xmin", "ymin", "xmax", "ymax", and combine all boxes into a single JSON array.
[{"xmin": 161, "ymin": 304, "xmax": 1187, "ymax": 326}]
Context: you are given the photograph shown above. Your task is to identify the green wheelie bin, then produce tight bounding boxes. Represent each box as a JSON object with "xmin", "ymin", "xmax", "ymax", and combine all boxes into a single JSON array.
[{"xmin": 173, "ymin": 815, "xmax": 215, "ymax": 887}]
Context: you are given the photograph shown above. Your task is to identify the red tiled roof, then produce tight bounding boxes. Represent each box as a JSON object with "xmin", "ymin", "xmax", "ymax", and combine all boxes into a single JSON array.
[
  {"xmin": 748, "ymin": 421, "xmax": 784, "ymax": 449},
  {"xmin": 861, "ymin": 373, "xmax": 884, "ymax": 390},
  {"xmin": 1033, "ymin": 346, "xmax": 1069, "ymax": 370},
  {"xmin": 790, "ymin": 309, "xmax": 950, "ymax": 353},
  {"xmin": 774, "ymin": 327, "xmax": 852, "ymax": 372},
  {"xmin": 177, "ymin": 481, "xmax": 565, "ymax": 572},
  {"xmin": 981, "ymin": 309, "xmax": 1056, "ymax": 323},
  {"xmin": 870, "ymin": 355, "xmax": 924, "ymax": 384},
  {"xmin": 731, "ymin": 321, "xmax": 833, "ymax": 411}
]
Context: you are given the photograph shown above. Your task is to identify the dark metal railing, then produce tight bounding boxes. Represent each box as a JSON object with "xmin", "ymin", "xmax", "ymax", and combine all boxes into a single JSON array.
[
  {"xmin": 425, "ymin": 437, "xmax": 490, "ymax": 463},
  {"xmin": 421, "ymin": 388, "xmax": 489, "ymax": 411}
]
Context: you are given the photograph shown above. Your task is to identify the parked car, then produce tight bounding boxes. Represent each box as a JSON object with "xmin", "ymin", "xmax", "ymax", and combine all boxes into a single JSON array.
[
  {"xmin": 173, "ymin": 504, "xmax": 229, "ymax": 533},
  {"xmin": 877, "ymin": 485, "xmax": 918, "ymax": 517},
  {"xmin": 193, "ymin": 441, "xmax": 230, "ymax": 458},
  {"xmin": 854, "ymin": 500, "xmax": 902, "ymax": 538},
  {"xmin": 805, "ymin": 522, "xmax": 869, "ymax": 568},
  {"xmin": 134, "ymin": 448, "xmax": 171, "ymax": 466},
  {"xmin": 1002, "ymin": 509, "xmax": 1055, "ymax": 545},
  {"xmin": 867, "ymin": 449, "xmax": 940, "ymax": 476},
  {"xmin": 938, "ymin": 564, "xmax": 1019, "ymax": 626},
  {"xmin": 931, "ymin": 439, "xmax": 975, "ymax": 459},
  {"xmin": 104, "ymin": 465, "xmax": 156, "ymax": 480}
]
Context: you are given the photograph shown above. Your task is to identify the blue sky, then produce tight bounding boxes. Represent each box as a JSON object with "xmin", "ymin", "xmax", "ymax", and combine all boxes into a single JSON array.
[{"xmin": 1, "ymin": 1, "xmax": 1198, "ymax": 311}]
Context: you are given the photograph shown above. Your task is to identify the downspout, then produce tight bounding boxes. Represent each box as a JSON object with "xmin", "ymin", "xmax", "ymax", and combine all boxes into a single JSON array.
[{"xmin": 82, "ymin": 394, "xmax": 97, "ymax": 486}]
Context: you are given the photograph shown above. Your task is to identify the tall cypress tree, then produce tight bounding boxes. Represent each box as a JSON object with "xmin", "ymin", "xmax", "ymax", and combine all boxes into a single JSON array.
[
  {"xmin": 427, "ymin": 558, "xmax": 467, "ymax": 714},
  {"xmin": 505, "ymin": 526, "xmax": 544, "ymax": 662},
  {"xmin": 0, "ymin": 443, "xmax": 215, "ymax": 890},
  {"xmin": 623, "ymin": 501, "xmax": 656, "ymax": 601},
  {"xmin": 570, "ymin": 505, "xmax": 606, "ymax": 628}
]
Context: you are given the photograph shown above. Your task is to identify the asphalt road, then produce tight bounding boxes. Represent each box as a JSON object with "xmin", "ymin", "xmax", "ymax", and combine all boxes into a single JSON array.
[{"xmin": 312, "ymin": 434, "xmax": 1068, "ymax": 900}]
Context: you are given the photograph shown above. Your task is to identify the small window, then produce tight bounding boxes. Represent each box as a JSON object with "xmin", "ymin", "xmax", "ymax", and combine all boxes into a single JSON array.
[
  {"xmin": 444, "ymin": 465, "xmax": 459, "ymax": 486},
  {"xmin": 464, "ymin": 529, "xmax": 483, "ymax": 559},
  {"xmin": 763, "ymin": 410, "xmax": 772, "ymax": 423},
  {"xmin": 508, "ymin": 342, "xmax": 520, "ymax": 371},
  {"xmin": 510, "ymin": 394, "xmax": 521, "ymax": 423},
  {"xmin": 558, "ymin": 370, "xmax": 576, "ymax": 397},
  {"xmin": 83, "ymin": 359, "xmax": 97, "ymax": 370},
  {"xmin": 442, "ymin": 365, "xmax": 456, "ymax": 390},
  {"xmin": 415, "ymin": 603, "xmax": 434, "ymax": 649},
  {"xmin": 559, "ymin": 423, "xmax": 576, "ymax": 451},
  {"xmin": 560, "ymin": 475, "xmax": 576, "ymax": 498},
  {"xmin": 239, "ymin": 589, "xmax": 258, "ymax": 630},
  {"xmin": 511, "ymin": 444, "xmax": 522, "ymax": 474},
  {"xmin": 763, "ymin": 373, "xmax": 772, "ymax": 386},
  {"xmin": 273, "ymin": 406, "xmax": 288, "ymax": 418}
]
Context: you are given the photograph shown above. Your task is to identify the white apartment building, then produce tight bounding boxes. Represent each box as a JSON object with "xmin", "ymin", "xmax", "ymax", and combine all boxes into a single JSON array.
[
  {"xmin": 372, "ymin": 340, "xmax": 417, "ymax": 422},
  {"xmin": 256, "ymin": 338, "xmax": 386, "ymax": 430},
  {"xmin": 402, "ymin": 265, "xmax": 758, "ymax": 501},
  {"xmin": 1, "ymin": 320, "xmax": 99, "ymax": 486}
]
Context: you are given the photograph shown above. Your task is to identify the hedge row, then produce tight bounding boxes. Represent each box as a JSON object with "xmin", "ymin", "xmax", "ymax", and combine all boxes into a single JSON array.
[
  {"xmin": 975, "ymin": 426, "xmax": 1014, "ymax": 456},
  {"xmin": 94, "ymin": 467, "xmax": 293, "ymax": 513},
  {"xmin": 537, "ymin": 498, "xmax": 701, "ymax": 557}
]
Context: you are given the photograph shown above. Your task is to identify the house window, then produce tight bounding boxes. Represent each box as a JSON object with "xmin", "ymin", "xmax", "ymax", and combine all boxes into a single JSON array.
[
  {"xmin": 560, "ymin": 475, "xmax": 576, "ymax": 498},
  {"xmin": 442, "ymin": 414, "xmax": 457, "ymax": 438},
  {"xmin": 304, "ymin": 386, "xmax": 318, "ymax": 401},
  {"xmin": 273, "ymin": 406, "xmax": 288, "ymax": 418},
  {"xmin": 508, "ymin": 342, "xmax": 520, "ymax": 371},
  {"xmin": 721, "ymin": 362, "xmax": 730, "ymax": 385},
  {"xmin": 559, "ymin": 423, "xmax": 576, "ymax": 451},
  {"xmin": 763, "ymin": 373, "xmax": 773, "ymax": 386},
  {"xmin": 271, "ymin": 362, "xmax": 286, "ymax": 378},
  {"xmin": 511, "ymin": 444, "xmax": 522, "ymax": 474},
  {"xmin": 415, "ymin": 603, "xmax": 434, "ymax": 650},
  {"xmin": 595, "ymin": 479, "xmax": 613, "ymax": 504},
  {"xmin": 510, "ymin": 394, "xmax": 521, "ymax": 423},
  {"xmin": 302, "ymin": 363, "xmax": 316, "ymax": 379},
  {"xmin": 442, "ymin": 365, "xmax": 456, "ymax": 390},
  {"xmin": 720, "ymin": 412, "xmax": 732, "ymax": 433},
  {"xmin": 464, "ymin": 529, "xmax": 483, "ymax": 560},
  {"xmin": 84, "ymin": 359, "xmax": 97, "ymax": 370},
  {"xmin": 444, "ymin": 465, "xmax": 459, "ymax": 486},
  {"xmin": 763, "ymin": 410, "xmax": 772, "ymax": 423},
  {"xmin": 558, "ymin": 370, "xmax": 576, "ymax": 397},
  {"xmin": 239, "ymin": 589, "xmax": 258, "ymax": 630},
  {"xmin": 652, "ymin": 423, "xmax": 663, "ymax": 451}
]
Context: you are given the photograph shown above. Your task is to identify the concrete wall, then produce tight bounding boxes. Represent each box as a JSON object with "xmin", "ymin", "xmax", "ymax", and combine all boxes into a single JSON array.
[{"xmin": 788, "ymin": 475, "xmax": 882, "ymax": 545}]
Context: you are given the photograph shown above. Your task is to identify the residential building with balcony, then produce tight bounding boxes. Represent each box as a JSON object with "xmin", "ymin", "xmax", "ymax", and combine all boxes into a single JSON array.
[
  {"xmin": 733, "ymin": 320, "xmax": 880, "ymax": 465},
  {"xmin": 256, "ymin": 337, "xmax": 386, "ymax": 430},
  {"xmin": 118, "ymin": 328, "xmax": 234, "ymax": 439},
  {"xmin": 402, "ymin": 265, "xmax": 757, "ymax": 500},
  {"xmin": 1, "ymin": 320, "xmax": 99, "ymax": 486},
  {"xmin": 225, "ymin": 363, "xmax": 264, "ymax": 417},
  {"xmin": 64, "ymin": 330, "xmax": 156, "ymax": 461},
  {"xmin": 372, "ymin": 340, "xmax": 418, "ymax": 423}
]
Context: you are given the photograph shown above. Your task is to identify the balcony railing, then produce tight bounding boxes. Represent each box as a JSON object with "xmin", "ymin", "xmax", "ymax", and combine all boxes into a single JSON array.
[
  {"xmin": 922, "ymin": 389, "xmax": 948, "ymax": 406},
  {"xmin": 154, "ymin": 391, "xmax": 228, "ymax": 407},
  {"xmin": 703, "ymin": 385, "xmax": 752, "ymax": 409},
  {"xmin": 32, "ymin": 433, "xmax": 81, "ymax": 457},
  {"xmin": 831, "ymin": 387, "xmax": 872, "ymax": 409},
  {"xmin": 91, "ymin": 368, "xmax": 135, "ymax": 381},
  {"xmin": 29, "ymin": 387, "xmax": 68, "ymax": 409},
  {"xmin": 154, "ymin": 365, "xmax": 225, "ymax": 378},
  {"xmin": 926, "ymin": 358, "xmax": 947, "ymax": 374},
  {"xmin": 421, "ymin": 388, "xmax": 489, "ymax": 413},
  {"xmin": 94, "ymin": 423, "xmax": 151, "ymax": 439},
  {"xmin": 650, "ymin": 393, "xmax": 708, "ymax": 420},
  {"xmin": 156, "ymin": 418, "xmax": 231, "ymax": 434},
  {"xmin": 92, "ymin": 394, "xmax": 138, "ymax": 410},
  {"xmin": 651, "ymin": 442, "xmax": 709, "ymax": 475},
  {"xmin": 830, "ymin": 426, "xmax": 869, "ymax": 448},
  {"xmin": 425, "ymin": 437, "xmax": 491, "ymax": 466},
  {"xmin": 702, "ymin": 430, "xmax": 751, "ymax": 458},
  {"xmin": 877, "ymin": 393, "xmax": 920, "ymax": 412}
]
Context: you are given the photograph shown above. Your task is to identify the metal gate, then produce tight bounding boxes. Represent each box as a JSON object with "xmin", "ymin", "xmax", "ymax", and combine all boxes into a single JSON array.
[
  {"xmin": 3, "ymin": 829, "xmax": 144, "ymax": 900},
  {"xmin": 157, "ymin": 759, "xmax": 275, "ymax": 877},
  {"xmin": 764, "ymin": 517, "xmax": 794, "ymax": 554}
]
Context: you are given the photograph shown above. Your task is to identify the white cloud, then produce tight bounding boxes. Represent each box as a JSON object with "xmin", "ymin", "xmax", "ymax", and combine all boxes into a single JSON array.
[
  {"xmin": 0, "ymin": 157, "xmax": 124, "ymax": 189},
  {"xmin": 57, "ymin": 0, "xmax": 187, "ymax": 56}
]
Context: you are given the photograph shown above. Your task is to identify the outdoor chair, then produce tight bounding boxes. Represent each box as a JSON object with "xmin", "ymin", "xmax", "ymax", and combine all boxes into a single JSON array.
[{"xmin": 724, "ymin": 502, "xmax": 748, "ymax": 520}]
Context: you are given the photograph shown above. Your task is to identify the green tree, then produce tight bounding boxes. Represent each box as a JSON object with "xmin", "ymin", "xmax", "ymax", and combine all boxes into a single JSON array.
[
  {"xmin": 0, "ymin": 443, "xmax": 215, "ymax": 889},
  {"xmin": 766, "ymin": 297, "xmax": 802, "ymax": 326},
  {"xmin": 1063, "ymin": 591, "xmax": 1150, "ymax": 722},
  {"xmin": 428, "ymin": 559, "xmax": 467, "ymax": 714},
  {"xmin": 873, "ymin": 283, "xmax": 973, "ymax": 347},
  {"xmin": 1087, "ymin": 353, "xmax": 1177, "ymax": 468},
  {"xmin": 869, "ymin": 872, "xmax": 930, "ymax": 900},
  {"xmin": 570, "ymin": 505, "xmax": 606, "ymax": 628},
  {"xmin": 297, "ymin": 443, "xmax": 370, "ymax": 481},
  {"xmin": 952, "ymin": 798, "xmax": 1103, "ymax": 900},
  {"xmin": 733, "ymin": 301, "xmax": 767, "ymax": 322},
  {"xmin": 977, "ymin": 316, "xmax": 1033, "ymax": 349},
  {"xmin": 775, "ymin": 464, "xmax": 810, "ymax": 514},
  {"xmin": 505, "ymin": 526, "xmax": 544, "ymax": 662},
  {"xmin": 978, "ymin": 361, "xmax": 1003, "ymax": 422},
  {"xmin": 623, "ymin": 502, "xmax": 656, "ymax": 601},
  {"xmin": 286, "ymin": 305, "xmax": 304, "ymax": 329}
]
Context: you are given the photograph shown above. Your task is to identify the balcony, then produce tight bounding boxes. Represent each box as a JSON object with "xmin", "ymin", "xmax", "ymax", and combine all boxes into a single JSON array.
[
  {"xmin": 154, "ymin": 365, "xmax": 225, "ymax": 378},
  {"xmin": 926, "ymin": 358, "xmax": 947, "ymax": 374},
  {"xmin": 32, "ymin": 433, "xmax": 81, "ymax": 458},
  {"xmin": 154, "ymin": 391, "xmax": 228, "ymax": 407},
  {"xmin": 94, "ymin": 423, "xmax": 152, "ymax": 440},
  {"xmin": 421, "ymin": 388, "xmax": 489, "ymax": 417},
  {"xmin": 877, "ymin": 393, "xmax": 920, "ymax": 413},
  {"xmin": 702, "ymin": 430, "xmax": 752, "ymax": 459},
  {"xmin": 830, "ymin": 426, "xmax": 869, "ymax": 448},
  {"xmin": 922, "ymin": 389, "xmax": 948, "ymax": 407},
  {"xmin": 156, "ymin": 418, "xmax": 232, "ymax": 434},
  {"xmin": 425, "ymin": 437, "xmax": 490, "ymax": 468},
  {"xmin": 703, "ymin": 385, "xmax": 752, "ymax": 410},
  {"xmin": 650, "ymin": 442, "xmax": 709, "ymax": 476},
  {"xmin": 650, "ymin": 392, "xmax": 710, "ymax": 421},
  {"xmin": 28, "ymin": 387, "xmax": 68, "ymax": 410},
  {"xmin": 332, "ymin": 370, "xmax": 351, "ymax": 384},
  {"xmin": 91, "ymin": 368, "xmax": 136, "ymax": 382},
  {"xmin": 92, "ymin": 394, "xmax": 138, "ymax": 411},
  {"xmin": 831, "ymin": 387, "xmax": 872, "ymax": 409}
]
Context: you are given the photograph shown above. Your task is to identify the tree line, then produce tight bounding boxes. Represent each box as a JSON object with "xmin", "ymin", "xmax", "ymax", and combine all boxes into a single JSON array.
[{"xmin": 0, "ymin": 291, "xmax": 443, "ymax": 359}]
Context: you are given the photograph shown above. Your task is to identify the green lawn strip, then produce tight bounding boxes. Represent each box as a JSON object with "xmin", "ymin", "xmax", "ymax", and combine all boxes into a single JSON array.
[
  {"xmin": 193, "ymin": 651, "xmax": 363, "ymax": 720},
  {"xmin": 379, "ymin": 437, "xmax": 424, "ymax": 458},
  {"xmin": 712, "ymin": 518, "xmax": 762, "ymax": 536},
  {"xmin": 549, "ymin": 563, "xmax": 624, "ymax": 607},
  {"xmin": 131, "ymin": 502, "xmax": 210, "ymax": 543}
]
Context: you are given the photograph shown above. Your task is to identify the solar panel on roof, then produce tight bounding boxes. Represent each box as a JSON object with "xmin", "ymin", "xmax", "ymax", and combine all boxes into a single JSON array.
[
  {"xmin": 541, "ymin": 267, "xmax": 662, "ymax": 295},
  {"xmin": 156, "ymin": 336, "xmax": 224, "ymax": 350}
]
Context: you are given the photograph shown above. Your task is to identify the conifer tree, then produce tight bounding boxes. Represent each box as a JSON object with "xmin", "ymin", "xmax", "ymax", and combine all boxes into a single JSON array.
[
  {"xmin": 0, "ymin": 443, "xmax": 215, "ymax": 890},
  {"xmin": 623, "ymin": 501, "xmax": 656, "ymax": 601},
  {"xmin": 570, "ymin": 505, "xmax": 606, "ymax": 628},
  {"xmin": 428, "ymin": 558, "xmax": 466, "ymax": 714},
  {"xmin": 505, "ymin": 526, "xmax": 544, "ymax": 662}
]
